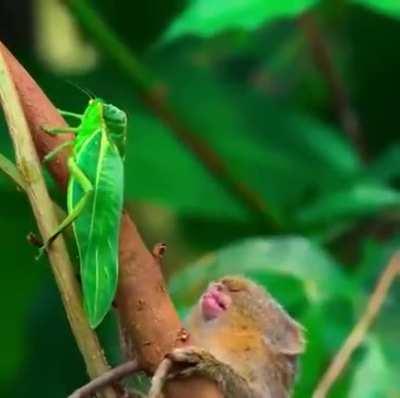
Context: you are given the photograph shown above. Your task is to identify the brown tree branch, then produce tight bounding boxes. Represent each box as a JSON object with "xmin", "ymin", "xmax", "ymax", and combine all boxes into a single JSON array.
[
  {"xmin": 0, "ymin": 46, "xmax": 116, "ymax": 398},
  {"xmin": 299, "ymin": 13, "xmax": 367, "ymax": 161},
  {"xmin": 313, "ymin": 252, "xmax": 400, "ymax": 398},
  {"xmin": 0, "ymin": 42, "xmax": 222, "ymax": 398}
]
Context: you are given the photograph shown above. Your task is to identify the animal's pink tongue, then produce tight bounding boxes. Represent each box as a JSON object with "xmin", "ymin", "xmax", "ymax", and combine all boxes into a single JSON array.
[{"xmin": 201, "ymin": 292, "xmax": 225, "ymax": 320}]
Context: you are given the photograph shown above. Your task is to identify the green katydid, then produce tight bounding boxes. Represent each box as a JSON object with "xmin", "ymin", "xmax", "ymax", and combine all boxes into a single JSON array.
[{"xmin": 41, "ymin": 98, "xmax": 127, "ymax": 328}]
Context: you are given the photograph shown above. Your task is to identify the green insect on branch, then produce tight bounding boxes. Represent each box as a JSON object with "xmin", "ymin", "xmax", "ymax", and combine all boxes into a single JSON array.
[
  {"xmin": 0, "ymin": 38, "xmax": 181, "ymax": 369},
  {"xmin": 40, "ymin": 99, "xmax": 127, "ymax": 328},
  {"xmin": 0, "ymin": 46, "xmax": 117, "ymax": 398}
]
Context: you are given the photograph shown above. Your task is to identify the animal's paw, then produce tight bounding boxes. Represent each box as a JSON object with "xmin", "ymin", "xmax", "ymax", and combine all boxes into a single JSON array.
[{"xmin": 166, "ymin": 346, "xmax": 207, "ymax": 364}]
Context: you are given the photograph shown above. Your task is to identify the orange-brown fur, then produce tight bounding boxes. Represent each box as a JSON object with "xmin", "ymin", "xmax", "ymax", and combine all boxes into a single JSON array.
[{"xmin": 150, "ymin": 276, "xmax": 305, "ymax": 398}]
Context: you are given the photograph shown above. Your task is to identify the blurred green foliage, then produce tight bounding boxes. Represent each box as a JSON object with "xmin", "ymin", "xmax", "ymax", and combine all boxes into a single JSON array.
[
  {"xmin": 1, "ymin": 0, "xmax": 400, "ymax": 397},
  {"xmin": 353, "ymin": 0, "xmax": 400, "ymax": 19},
  {"xmin": 164, "ymin": 0, "xmax": 319, "ymax": 39}
]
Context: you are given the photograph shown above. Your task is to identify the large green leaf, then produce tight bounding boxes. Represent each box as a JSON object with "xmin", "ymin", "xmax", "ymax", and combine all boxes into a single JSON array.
[
  {"xmin": 297, "ymin": 182, "xmax": 400, "ymax": 226},
  {"xmin": 125, "ymin": 112, "xmax": 250, "ymax": 220},
  {"xmin": 169, "ymin": 236, "xmax": 353, "ymax": 309},
  {"xmin": 164, "ymin": 0, "xmax": 319, "ymax": 40},
  {"xmin": 125, "ymin": 60, "xmax": 361, "ymax": 225},
  {"xmin": 353, "ymin": 0, "xmax": 400, "ymax": 19},
  {"xmin": 126, "ymin": 93, "xmax": 359, "ymax": 224},
  {"xmin": 164, "ymin": 0, "xmax": 400, "ymax": 41}
]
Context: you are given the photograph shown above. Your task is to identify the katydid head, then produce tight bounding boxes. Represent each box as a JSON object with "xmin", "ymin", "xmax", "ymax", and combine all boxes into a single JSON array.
[
  {"xmin": 77, "ymin": 98, "xmax": 127, "ymax": 158},
  {"xmin": 103, "ymin": 103, "xmax": 127, "ymax": 127},
  {"xmin": 102, "ymin": 103, "xmax": 128, "ymax": 158}
]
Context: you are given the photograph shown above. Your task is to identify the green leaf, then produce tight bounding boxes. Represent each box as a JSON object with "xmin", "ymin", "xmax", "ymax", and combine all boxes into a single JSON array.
[
  {"xmin": 349, "ymin": 338, "xmax": 397, "ymax": 398},
  {"xmin": 297, "ymin": 182, "xmax": 400, "ymax": 226},
  {"xmin": 127, "ymin": 60, "xmax": 361, "ymax": 225},
  {"xmin": 368, "ymin": 144, "xmax": 400, "ymax": 182},
  {"xmin": 125, "ymin": 112, "xmax": 249, "ymax": 220},
  {"xmin": 352, "ymin": 0, "xmax": 400, "ymax": 19},
  {"xmin": 169, "ymin": 236, "xmax": 352, "ymax": 309},
  {"xmin": 164, "ymin": 0, "xmax": 319, "ymax": 40}
]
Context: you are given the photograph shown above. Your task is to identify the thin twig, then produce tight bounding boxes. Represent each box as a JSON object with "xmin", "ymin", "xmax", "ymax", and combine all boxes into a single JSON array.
[
  {"xmin": 313, "ymin": 252, "xmax": 400, "ymax": 398},
  {"xmin": 0, "ymin": 152, "xmax": 26, "ymax": 189},
  {"xmin": 299, "ymin": 13, "xmax": 367, "ymax": 161},
  {"xmin": 64, "ymin": 0, "xmax": 282, "ymax": 230},
  {"xmin": 0, "ymin": 46, "xmax": 116, "ymax": 398},
  {"xmin": 69, "ymin": 360, "xmax": 140, "ymax": 398},
  {"xmin": 0, "ymin": 152, "xmax": 67, "ymax": 219}
]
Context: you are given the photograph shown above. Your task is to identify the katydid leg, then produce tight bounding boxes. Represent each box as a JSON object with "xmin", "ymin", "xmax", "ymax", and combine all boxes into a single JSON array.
[
  {"xmin": 37, "ymin": 157, "xmax": 93, "ymax": 257},
  {"xmin": 57, "ymin": 109, "xmax": 83, "ymax": 119},
  {"xmin": 43, "ymin": 141, "xmax": 73, "ymax": 163},
  {"xmin": 42, "ymin": 126, "xmax": 79, "ymax": 135}
]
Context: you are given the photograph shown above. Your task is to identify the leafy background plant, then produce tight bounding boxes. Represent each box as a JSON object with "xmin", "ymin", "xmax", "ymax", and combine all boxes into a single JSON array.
[{"xmin": 0, "ymin": 0, "xmax": 400, "ymax": 397}]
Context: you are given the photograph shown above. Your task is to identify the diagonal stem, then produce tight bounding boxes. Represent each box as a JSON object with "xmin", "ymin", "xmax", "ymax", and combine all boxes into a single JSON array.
[
  {"xmin": 299, "ymin": 13, "xmax": 367, "ymax": 161},
  {"xmin": 313, "ymin": 253, "xmax": 400, "ymax": 398},
  {"xmin": 0, "ymin": 152, "xmax": 27, "ymax": 189}
]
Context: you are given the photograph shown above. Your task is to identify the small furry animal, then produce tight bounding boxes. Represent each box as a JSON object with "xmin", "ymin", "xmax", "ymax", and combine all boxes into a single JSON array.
[{"xmin": 149, "ymin": 276, "xmax": 305, "ymax": 398}]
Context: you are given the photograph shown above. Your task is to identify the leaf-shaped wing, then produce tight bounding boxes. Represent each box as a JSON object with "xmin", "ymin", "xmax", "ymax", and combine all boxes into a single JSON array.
[{"xmin": 68, "ymin": 131, "xmax": 124, "ymax": 328}]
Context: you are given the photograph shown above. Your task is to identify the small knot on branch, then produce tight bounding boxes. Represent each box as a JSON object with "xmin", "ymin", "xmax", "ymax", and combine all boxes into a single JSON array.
[
  {"xmin": 152, "ymin": 242, "xmax": 167, "ymax": 262},
  {"xmin": 26, "ymin": 231, "xmax": 43, "ymax": 247},
  {"xmin": 176, "ymin": 327, "xmax": 190, "ymax": 345}
]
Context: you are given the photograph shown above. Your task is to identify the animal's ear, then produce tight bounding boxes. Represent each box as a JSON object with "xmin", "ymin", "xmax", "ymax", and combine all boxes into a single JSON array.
[{"xmin": 263, "ymin": 299, "xmax": 306, "ymax": 356}]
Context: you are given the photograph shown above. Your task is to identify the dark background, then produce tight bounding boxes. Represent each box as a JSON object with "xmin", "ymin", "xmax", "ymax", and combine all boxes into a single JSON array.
[{"xmin": 1, "ymin": 0, "xmax": 400, "ymax": 397}]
